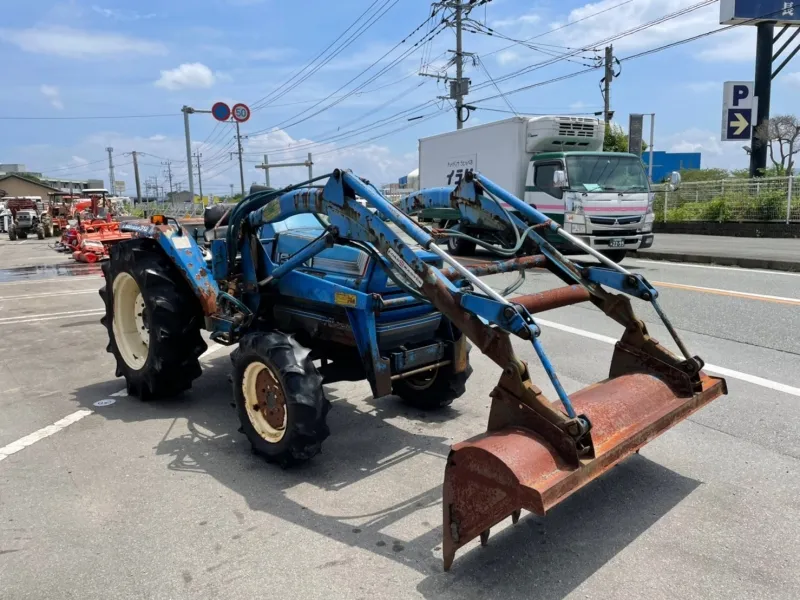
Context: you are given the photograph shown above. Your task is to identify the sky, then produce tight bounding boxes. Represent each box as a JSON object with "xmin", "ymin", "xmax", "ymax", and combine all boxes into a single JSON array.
[{"xmin": 2, "ymin": 0, "xmax": 799, "ymax": 197}]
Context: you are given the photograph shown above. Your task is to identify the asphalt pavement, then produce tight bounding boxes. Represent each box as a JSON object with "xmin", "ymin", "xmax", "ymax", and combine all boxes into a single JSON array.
[
  {"xmin": 633, "ymin": 233, "xmax": 800, "ymax": 271},
  {"xmin": 1, "ymin": 237, "xmax": 799, "ymax": 600}
]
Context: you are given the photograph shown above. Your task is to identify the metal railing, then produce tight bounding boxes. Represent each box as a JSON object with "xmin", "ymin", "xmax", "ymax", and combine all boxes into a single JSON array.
[
  {"xmin": 121, "ymin": 201, "xmax": 206, "ymax": 218},
  {"xmin": 653, "ymin": 176, "xmax": 797, "ymax": 223}
]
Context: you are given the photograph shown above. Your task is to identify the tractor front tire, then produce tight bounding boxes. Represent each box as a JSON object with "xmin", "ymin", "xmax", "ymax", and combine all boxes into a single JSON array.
[
  {"xmin": 8, "ymin": 225, "xmax": 16, "ymax": 241},
  {"xmin": 446, "ymin": 235, "xmax": 476, "ymax": 257},
  {"xmin": 392, "ymin": 351, "xmax": 473, "ymax": 410},
  {"xmin": 232, "ymin": 332, "xmax": 330, "ymax": 466},
  {"xmin": 36, "ymin": 225, "xmax": 45, "ymax": 240},
  {"xmin": 100, "ymin": 239, "xmax": 207, "ymax": 399}
]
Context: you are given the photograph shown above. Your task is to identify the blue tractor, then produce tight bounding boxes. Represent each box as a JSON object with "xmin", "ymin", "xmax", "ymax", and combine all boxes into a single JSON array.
[{"xmin": 99, "ymin": 169, "xmax": 726, "ymax": 570}]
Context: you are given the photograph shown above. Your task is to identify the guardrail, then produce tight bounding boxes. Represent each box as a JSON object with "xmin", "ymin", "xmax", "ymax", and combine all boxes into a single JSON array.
[{"xmin": 653, "ymin": 176, "xmax": 797, "ymax": 223}]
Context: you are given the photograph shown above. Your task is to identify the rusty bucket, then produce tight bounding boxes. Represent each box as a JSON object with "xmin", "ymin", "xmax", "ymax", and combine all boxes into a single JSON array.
[{"xmin": 442, "ymin": 370, "xmax": 726, "ymax": 570}]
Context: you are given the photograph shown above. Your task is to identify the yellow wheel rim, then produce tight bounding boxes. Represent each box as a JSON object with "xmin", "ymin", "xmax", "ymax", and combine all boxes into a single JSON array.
[
  {"xmin": 242, "ymin": 361, "xmax": 287, "ymax": 443},
  {"xmin": 112, "ymin": 272, "xmax": 149, "ymax": 370}
]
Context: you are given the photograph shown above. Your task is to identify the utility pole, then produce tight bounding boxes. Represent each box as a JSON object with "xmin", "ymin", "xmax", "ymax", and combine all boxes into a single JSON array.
[
  {"xmin": 454, "ymin": 0, "xmax": 464, "ymax": 130},
  {"xmin": 132, "ymin": 151, "xmax": 142, "ymax": 204},
  {"xmin": 106, "ymin": 147, "xmax": 115, "ymax": 194},
  {"xmin": 181, "ymin": 106, "xmax": 195, "ymax": 200},
  {"xmin": 256, "ymin": 153, "xmax": 314, "ymax": 185},
  {"xmin": 750, "ymin": 23, "xmax": 775, "ymax": 177},
  {"xmin": 603, "ymin": 45, "xmax": 614, "ymax": 125},
  {"xmin": 194, "ymin": 152, "xmax": 204, "ymax": 205},
  {"xmin": 235, "ymin": 122, "xmax": 246, "ymax": 195},
  {"xmin": 230, "ymin": 183, "xmax": 234, "ymax": 199},
  {"xmin": 162, "ymin": 161, "xmax": 173, "ymax": 195},
  {"xmin": 261, "ymin": 154, "xmax": 270, "ymax": 186}
]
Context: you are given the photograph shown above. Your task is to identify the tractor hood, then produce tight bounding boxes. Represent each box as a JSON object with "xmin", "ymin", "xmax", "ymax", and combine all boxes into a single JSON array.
[{"xmin": 275, "ymin": 227, "xmax": 441, "ymax": 293}]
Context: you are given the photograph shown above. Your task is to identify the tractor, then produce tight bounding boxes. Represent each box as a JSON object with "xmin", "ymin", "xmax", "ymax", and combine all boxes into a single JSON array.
[
  {"xmin": 99, "ymin": 169, "xmax": 726, "ymax": 570},
  {"xmin": 5, "ymin": 197, "xmax": 52, "ymax": 240}
]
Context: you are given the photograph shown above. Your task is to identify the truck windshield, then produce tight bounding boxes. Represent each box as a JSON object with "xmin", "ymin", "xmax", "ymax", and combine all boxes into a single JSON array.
[{"xmin": 566, "ymin": 156, "xmax": 648, "ymax": 193}]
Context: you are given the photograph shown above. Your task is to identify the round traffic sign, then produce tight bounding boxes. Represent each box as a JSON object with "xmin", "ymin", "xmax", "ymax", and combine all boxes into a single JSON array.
[
  {"xmin": 232, "ymin": 103, "xmax": 251, "ymax": 123},
  {"xmin": 212, "ymin": 102, "xmax": 231, "ymax": 122}
]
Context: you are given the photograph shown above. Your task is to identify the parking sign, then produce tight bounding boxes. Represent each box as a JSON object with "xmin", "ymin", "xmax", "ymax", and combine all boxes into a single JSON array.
[{"xmin": 721, "ymin": 81, "xmax": 756, "ymax": 141}]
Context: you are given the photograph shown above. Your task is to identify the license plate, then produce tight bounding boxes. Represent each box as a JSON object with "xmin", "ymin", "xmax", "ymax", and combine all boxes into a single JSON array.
[{"xmin": 608, "ymin": 238, "xmax": 626, "ymax": 248}]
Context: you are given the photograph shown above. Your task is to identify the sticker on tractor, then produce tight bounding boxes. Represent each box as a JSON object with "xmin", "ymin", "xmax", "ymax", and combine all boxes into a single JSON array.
[
  {"xmin": 334, "ymin": 291, "xmax": 358, "ymax": 307},
  {"xmin": 263, "ymin": 200, "xmax": 281, "ymax": 223},
  {"xmin": 386, "ymin": 247, "xmax": 424, "ymax": 288},
  {"xmin": 172, "ymin": 235, "xmax": 192, "ymax": 249}
]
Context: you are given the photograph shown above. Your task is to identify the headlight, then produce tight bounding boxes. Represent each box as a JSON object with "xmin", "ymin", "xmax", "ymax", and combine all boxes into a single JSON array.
[
  {"xmin": 570, "ymin": 223, "xmax": 586, "ymax": 233},
  {"xmin": 647, "ymin": 193, "xmax": 655, "ymax": 214},
  {"xmin": 639, "ymin": 213, "xmax": 655, "ymax": 232}
]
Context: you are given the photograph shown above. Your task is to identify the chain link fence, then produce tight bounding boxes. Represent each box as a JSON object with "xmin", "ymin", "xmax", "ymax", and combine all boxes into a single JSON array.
[
  {"xmin": 121, "ymin": 201, "xmax": 206, "ymax": 218},
  {"xmin": 653, "ymin": 176, "xmax": 797, "ymax": 223}
]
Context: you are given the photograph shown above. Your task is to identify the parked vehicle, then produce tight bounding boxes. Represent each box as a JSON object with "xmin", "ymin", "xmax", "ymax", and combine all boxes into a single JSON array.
[
  {"xmin": 5, "ymin": 197, "xmax": 51, "ymax": 240},
  {"xmin": 417, "ymin": 115, "xmax": 679, "ymax": 262}
]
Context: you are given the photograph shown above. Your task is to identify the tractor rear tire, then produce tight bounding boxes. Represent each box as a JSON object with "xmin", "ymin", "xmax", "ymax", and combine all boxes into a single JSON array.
[
  {"xmin": 392, "ymin": 350, "xmax": 473, "ymax": 410},
  {"xmin": 8, "ymin": 225, "xmax": 16, "ymax": 241},
  {"xmin": 37, "ymin": 225, "xmax": 45, "ymax": 240},
  {"xmin": 446, "ymin": 235, "xmax": 476, "ymax": 257},
  {"xmin": 100, "ymin": 239, "xmax": 207, "ymax": 399},
  {"xmin": 232, "ymin": 332, "xmax": 330, "ymax": 466}
]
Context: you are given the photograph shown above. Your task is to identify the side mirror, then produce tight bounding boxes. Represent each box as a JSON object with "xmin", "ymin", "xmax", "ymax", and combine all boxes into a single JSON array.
[
  {"xmin": 553, "ymin": 170, "xmax": 568, "ymax": 189},
  {"xmin": 669, "ymin": 171, "xmax": 681, "ymax": 191}
]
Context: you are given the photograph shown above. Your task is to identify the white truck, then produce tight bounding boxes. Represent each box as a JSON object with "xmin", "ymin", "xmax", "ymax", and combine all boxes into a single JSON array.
[{"xmin": 418, "ymin": 115, "xmax": 673, "ymax": 262}]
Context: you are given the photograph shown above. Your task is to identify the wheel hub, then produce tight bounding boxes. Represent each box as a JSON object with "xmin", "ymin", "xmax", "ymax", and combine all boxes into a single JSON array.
[
  {"xmin": 134, "ymin": 293, "xmax": 149, "ymax": 347},
  {"xmin": 255, "ymin": 368, "xmax": 285, "ymax": 430},
  {"xmin": 242, "ymin": 362, "xmax": 287, "ymax": 443}
]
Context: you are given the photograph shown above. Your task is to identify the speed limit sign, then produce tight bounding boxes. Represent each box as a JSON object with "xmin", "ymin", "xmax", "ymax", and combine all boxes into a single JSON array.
[{"xmin": 232, "ymin": 103, "xmax": 251, "ymax": 123}]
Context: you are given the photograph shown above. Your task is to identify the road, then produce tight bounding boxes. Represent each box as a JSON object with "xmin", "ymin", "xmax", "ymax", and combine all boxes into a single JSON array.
[{"xmin": 1, "ymin": 238, "xmax": 798, "ymax": 600}]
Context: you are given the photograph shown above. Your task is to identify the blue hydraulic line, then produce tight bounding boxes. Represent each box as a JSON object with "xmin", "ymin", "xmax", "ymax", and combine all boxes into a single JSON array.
[{"xmin": 531, "ymin": 336, "xmax": 577, "ymax": 419}]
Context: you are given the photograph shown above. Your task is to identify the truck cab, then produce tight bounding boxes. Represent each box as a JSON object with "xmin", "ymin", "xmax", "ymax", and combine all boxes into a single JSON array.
[{"xmin": 416, "ymin": 115, "xmax": 664, "ymax": 262}]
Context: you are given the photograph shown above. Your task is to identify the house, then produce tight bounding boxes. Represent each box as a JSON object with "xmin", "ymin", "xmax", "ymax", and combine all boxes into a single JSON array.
[{"xmin": 0, "ymin": 174, "xmax": 62, "ymax": 200}]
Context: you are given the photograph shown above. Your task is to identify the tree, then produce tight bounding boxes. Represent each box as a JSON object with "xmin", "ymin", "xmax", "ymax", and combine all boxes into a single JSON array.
[
  {"xmin": 679, "ymin": 168, "xmax": 732, "ymax": 182},
  {"xmin": 754, "ymin": 114, "xmax": 800, "ymax": 175},
  {"xmin": 603, "ymin": 123, "xmax": 648, "ymax": 154}
]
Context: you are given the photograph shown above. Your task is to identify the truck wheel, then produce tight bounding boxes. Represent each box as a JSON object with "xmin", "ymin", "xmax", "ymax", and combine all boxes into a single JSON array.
[
  {"xmin": 8, "ymin": 225, "xmax": 16, "ymax": 241},
  {"xmin": 36, "ymin": 225, "xmax": 45, "ymax": 240},
  {"xmin": 392, "ymin": 353, "xmax": 473, "ymax": 410},
  {"xmin": 99, "ymin": 239, "xmax": 207, "ymax": 399},
  {"xmin": 601, "ymin": 250, "xmax": 627, "ymax": 263},
  {"xmin": 232, "ymin": 332, "xmax": 330, "ymax": 466},
  {"xmin": 446, "ymin": 235, "xmax": 476, "ymax": 257}
]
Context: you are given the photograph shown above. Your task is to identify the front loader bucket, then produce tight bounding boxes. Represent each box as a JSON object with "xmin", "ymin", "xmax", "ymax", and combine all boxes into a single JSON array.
[{"xmin": 442, "ymin": 371, "xmax": 726, "ymax": 570}]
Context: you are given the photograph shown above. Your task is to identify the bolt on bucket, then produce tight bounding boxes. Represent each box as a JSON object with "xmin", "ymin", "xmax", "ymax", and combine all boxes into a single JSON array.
[{"xmin": 442, "ymin": 370, "xmax": 726, "ymax": 570}]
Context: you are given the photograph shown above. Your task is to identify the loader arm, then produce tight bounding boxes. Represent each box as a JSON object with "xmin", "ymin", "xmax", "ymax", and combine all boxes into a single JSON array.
[{"xmin": 145, "ymin": 169, "xmax": 726, "ymax": 571}]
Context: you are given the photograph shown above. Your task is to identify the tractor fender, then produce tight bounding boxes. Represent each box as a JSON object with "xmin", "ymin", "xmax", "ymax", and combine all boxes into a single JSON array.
[{"xmin": 119, "ymin": 221, "xmax": 220, "ymax": 316}]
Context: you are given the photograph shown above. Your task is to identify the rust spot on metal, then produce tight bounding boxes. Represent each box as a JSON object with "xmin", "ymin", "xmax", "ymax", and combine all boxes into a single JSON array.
[
  {"xmin": 441, "ymin": 255, "xmax": 548, "ymax": 281},
  {"xmin": 513, "ymin": 285, "xmax": 590, "ymax": 314}
]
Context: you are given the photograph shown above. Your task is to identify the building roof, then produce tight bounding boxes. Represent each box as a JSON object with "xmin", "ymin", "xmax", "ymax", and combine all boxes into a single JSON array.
[{"xmin": 0, "ymin": 174, "xmax": 62, "ymax": 193}]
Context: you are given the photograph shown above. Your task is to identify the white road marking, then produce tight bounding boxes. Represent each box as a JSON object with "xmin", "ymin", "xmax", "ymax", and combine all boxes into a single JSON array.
[
  {"xmin": 17, "ymin": 241, "xmax": 26, "ymax": 245},
  {"xmin": 0, "ymin": 410, "xmax": 93, "ymax": 463},
  {"xmin": 535, "ymin": 318, "xmax": 800, "ymax": 399},
  {"xmin": 200, "ymin": 343, "xmax": 224, "ymax": 360},
  {"xmin": 652, "ymin": 281, "xmax": 800, "ymax": 306},
  {"xmin": 0, "ymin": 289, "xmax": 97, "ymax": 301},
  {"xmin": 629, "ymin": 258, "xmax": 800, "ymax": 278},
  {"xmin": 0, "ymin": 309, "xmax": 104, "ymax": 325},
  {"xmin": 0, "ymin": 275, "xmax": 101, "ymax": 287}
]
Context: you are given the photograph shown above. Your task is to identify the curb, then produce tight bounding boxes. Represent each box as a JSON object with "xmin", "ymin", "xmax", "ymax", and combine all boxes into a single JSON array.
[{"xmin": 630, "ymin": 250, "xmax": 800, "ymax": 272}]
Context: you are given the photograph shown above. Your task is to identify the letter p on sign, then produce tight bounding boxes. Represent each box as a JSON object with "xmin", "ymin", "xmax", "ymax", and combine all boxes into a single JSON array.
[{"xmin": 733, "ymin": 84, "xmax": 749, "ymax": 106}]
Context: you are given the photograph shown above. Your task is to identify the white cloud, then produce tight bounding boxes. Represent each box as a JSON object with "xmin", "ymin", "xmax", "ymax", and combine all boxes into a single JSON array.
[
  {"xmin": 155, "ymin": 63, "xmax": 217, "ymax": 91},
  {"xmin": 496, "ymin": 50, "xmax": 520, "ymax": 65},
  {"xmin": 0, "ymin": 26, "xmax": 166, "ymax": 58},
  {"xmin": 493, "ymin": 13, "xmax": 541, "ymax": 28},
  {"xmin": 91, "ymin": 6, "xmax": 156, "ymax": 21},
  {"xmin": 40, "ymin": 84, "xmax": 64, "ymax": 110},
  {"xmin": 696, "ymin": 27, "xmax": 756, "ymax": 62}
]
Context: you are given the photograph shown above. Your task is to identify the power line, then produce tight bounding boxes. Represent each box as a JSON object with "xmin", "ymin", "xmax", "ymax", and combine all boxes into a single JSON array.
[
  {"xmin": 250, "ymin": 0, "xmax": 402, "ymax": 111},
  {"xmin": 0, "ymin": 113, "xmax": 177, "ymax": 121}
]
